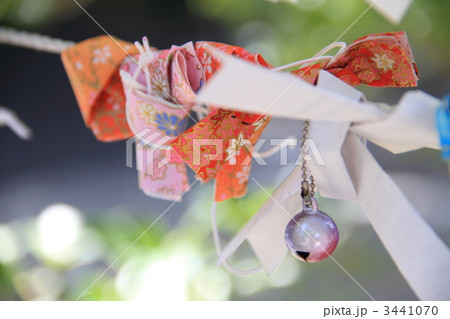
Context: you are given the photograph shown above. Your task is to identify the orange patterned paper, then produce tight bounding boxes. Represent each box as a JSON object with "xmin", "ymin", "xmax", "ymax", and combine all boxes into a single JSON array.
[
  {"xmin": 61, "ymin": 36, "xmax": 138, "ymax": 142},
  {"xmin": 214, "ymin": 115, "xmax": 270, "ymax": 201}
]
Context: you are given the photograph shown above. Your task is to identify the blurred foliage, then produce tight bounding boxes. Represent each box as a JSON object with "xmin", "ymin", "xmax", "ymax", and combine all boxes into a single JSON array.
[
  {"xmin": 0, "ymin": 0, "xmax": 95, "ymax": 28},
  {"xmin": 185, "ymin": 0, "xmax": 450, "ymax": 62},
  {"xmin": 1, "ymin": 0, "xmax": 448, "ymax": 301},
  {"xmin": 0, "ymin": 185, "xmax": 417, "ymax": 300}
]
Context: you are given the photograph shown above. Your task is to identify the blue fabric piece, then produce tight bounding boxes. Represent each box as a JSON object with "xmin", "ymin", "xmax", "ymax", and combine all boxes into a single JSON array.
[{"xmin": 436, "ymin": 95, "xmax": 450, "ymax": 161}]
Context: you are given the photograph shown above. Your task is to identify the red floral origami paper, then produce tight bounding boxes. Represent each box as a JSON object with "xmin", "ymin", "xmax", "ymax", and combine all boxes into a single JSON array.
[
  {"xmin": 170, "ymin": 42, "xmax": 272, "ymax": 201},
  {"xmin": 61, "ymin": 36, "xmax": 138, "ymax": 142},
  {"xmin": 292, "ymin": 32, "xmax": 419, "ymax": 87}
]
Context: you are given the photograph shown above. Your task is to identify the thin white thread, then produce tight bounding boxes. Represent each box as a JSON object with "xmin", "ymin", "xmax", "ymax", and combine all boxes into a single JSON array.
[
  {"xmin": 211, "ymin": 186, "xmax": 264, "ymax": 276},
  {"xmin": 252, "ymin": 177, "xmax": 376, "ymax": 301},
  {"xmin": 76, "ymin": 178, "xmax": 200, "ymax": 301}
]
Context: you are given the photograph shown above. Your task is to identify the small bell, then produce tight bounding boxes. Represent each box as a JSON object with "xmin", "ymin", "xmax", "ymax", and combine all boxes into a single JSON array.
[{"xmin": 284, "ymin": 197, "xmax": 339, "ymax": 262}]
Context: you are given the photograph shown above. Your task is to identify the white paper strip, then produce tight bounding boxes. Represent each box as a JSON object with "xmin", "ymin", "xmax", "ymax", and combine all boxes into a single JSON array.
[
  {"xmin": 197, "ymin": 53, "xmax": 385, "ymax": 123},
  {"xmin": 364, "ymin": 0, "xmax": 413, "ymax": 24},
  {"xmin": 198, "ymin": 55, "xmax": 440, "ymax": 154},
  {"xmin": 217, "ymin": 165, "xmax": 303, "ymax": 268},
  {"xmin": 204, "ymin": 51, "xmax": 449, "ymax": 299},
  {"xmin": 351, "ymin": 91, "xmax": 441, "ymax": 154},
  {"xmin": 308, "ymin": 71, "xmax": 363, "ymax": 202},
  {"xmin": 234, "ymin": 131, "xmax": 450, "ymax": 299},
  {"xmin": 246, "ymin": 190, "xmax": 302, "ymax": 274},
  {"xmin": 343, "ymin": 132, "xmax": 450, "ymax": 300}
]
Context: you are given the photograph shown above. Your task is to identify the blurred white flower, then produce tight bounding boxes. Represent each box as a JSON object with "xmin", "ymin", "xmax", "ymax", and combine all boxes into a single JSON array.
[{"xmin": 35, "ymin": 203, "xmax": 84, "ymax": 265}]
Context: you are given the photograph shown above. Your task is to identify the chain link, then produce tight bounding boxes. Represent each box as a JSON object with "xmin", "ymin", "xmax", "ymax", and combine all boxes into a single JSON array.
[{"xmin": 299, "ymin": 120, "xmax": 315, "ymax": 206}]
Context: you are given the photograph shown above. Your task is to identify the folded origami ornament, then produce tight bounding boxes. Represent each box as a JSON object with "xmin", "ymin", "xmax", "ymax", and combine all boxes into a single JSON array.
[
  {"xmin": 170, "ymin": 42, "xmax": 272, "ymax": 201},
  {"xmin": 2, "ymin": 22, "xmax": 448, "ymax": 300},
  {"xmin": 195, "ymin": 38, "xmax": 450, "ymax": 300},
  {"xmin": 291, "ymin": 32, "xmax": 418, "ymax": 87},
  {"xmin": 62, "ymin": 31, "xmax": 419, "ymax": 204},
  {"xmin": 171, "ymin": 32, "xmax": 418, "ymax": 201},
  {"xmin": 61, "ymin": 36, "xmax": 138, "ymax": 141},
  {"xmin": 120, "ymin": 39, "xmax": 204, "ymax": 201}
]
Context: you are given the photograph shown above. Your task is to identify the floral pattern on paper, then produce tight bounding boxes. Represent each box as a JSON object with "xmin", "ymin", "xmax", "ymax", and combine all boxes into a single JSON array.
[
  {"xmin": 137, "ymin": 102, "xmax": 157, "ymax": 124},
  {"xmin": 93, "ymin": 46, "xmax": 111, "ymax": 64},
  {"xmin": 291, "ymin": 32, "xmax": 418, "ymax": 88},
  {"xmin": 120, "ymin": 40, "xmax": 204, "ymax": 201},
  {"xmin": 236, "ymin": 165, "xmax": 251, "ymax": 184},
  {"xmin": 155, "ymin": 113, "xmax": 188, "ymax": 136},
  {"xmin": 65, "ymin": 32, "xmax": 419, "ymax": 202},
  {"xmin": 225, "ymin": 132, "xmax": 245, "ymax": 162},
  {"xmin": 371, "ymin": 53, "xmax": 395, "ymax": 72}
]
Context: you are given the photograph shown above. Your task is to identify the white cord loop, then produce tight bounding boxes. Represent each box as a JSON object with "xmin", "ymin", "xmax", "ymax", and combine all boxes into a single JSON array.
[
  {"xmin": 211, "ymin": 199, "xmax": 265, "ymax": 276},
  {"xmin": 273, "ymin": 41, "xmax": 346, "ymax": 71}
]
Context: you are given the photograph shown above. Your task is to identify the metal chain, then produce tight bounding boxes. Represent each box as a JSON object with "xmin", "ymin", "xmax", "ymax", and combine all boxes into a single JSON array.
[{"xmin": 299, "ymin": 120, "xmax": 315, "ymax": 206}]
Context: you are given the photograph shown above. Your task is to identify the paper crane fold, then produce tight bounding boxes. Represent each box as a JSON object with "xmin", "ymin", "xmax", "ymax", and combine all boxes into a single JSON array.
[
  {"xmin": 64, "ymin": 32, "xmax": 420, "ymax": 203},
  {"xmin": 61, "ymin": 36, "xmax": 138, "ymax": 141},
  {"xmin": 292, "ymin": 31, "xmax": 418, "ymax": 87},
  {"xmin": 170, "ymin": 32, "xmax": 418, "ymax": 201},
  {"xmin": 197, "ymin": 52, "xmax": 449, "ymax": 300}
]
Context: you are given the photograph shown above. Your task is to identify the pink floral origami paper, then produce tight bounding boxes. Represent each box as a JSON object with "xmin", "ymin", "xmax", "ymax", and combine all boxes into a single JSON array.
[
  {"xmin": 170, "ymin": 42, "xmax": 272, "ymax": 201},
  {"xmin": 120, "ymin": 39, "xmax": 204, "ymax": 201}
]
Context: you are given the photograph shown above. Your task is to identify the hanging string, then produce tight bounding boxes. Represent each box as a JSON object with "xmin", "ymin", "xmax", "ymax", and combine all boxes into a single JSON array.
[
  {"xmin": 0, "ymin": 26, "xmax": 74, "ymax": 54},
  {"xmin": 211, "ymin": 198, "xmax": 265, "ymax": 276}
]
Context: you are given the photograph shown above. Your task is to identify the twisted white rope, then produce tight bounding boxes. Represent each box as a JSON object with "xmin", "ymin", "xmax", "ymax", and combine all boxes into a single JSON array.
[{"xmin": 0, "ymin": 26, "xmax": 74, "ymax": 54}]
